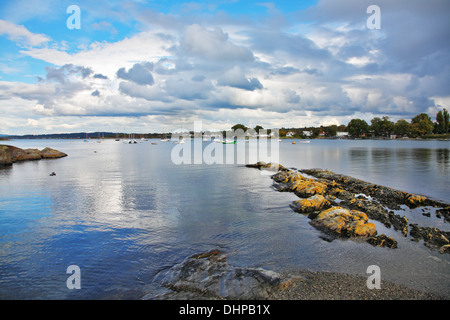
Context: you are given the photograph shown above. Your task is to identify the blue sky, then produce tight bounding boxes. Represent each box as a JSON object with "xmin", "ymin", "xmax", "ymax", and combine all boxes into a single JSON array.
[{"xmin": 0, "ymin": 0, "xmax": 449, "ymax": 134}]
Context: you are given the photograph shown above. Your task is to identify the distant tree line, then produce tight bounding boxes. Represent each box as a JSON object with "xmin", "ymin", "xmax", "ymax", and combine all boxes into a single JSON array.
[
  {"xmin": 230, "ymin": 108, "xmax": 450, "ymax": 140},
  {"xmin": 347, "ymin": 109, "xmax": 450, "ymax": 138}
]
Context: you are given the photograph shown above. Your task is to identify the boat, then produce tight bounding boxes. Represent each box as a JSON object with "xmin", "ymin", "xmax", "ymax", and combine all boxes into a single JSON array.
[
  {"xmin": 151, "ymin": 142, "xmax": 158, "ymax": 145},
  {"xmin": 173, "ymin": 138, "xmax": 185, "ymax": 144},
  {"xmin": 222, "ymin": 139, "xmax": 236, "ymax": 144},
  {"xmin": 299, "ymin": 140, "xmax": 311, "ymax": 144},
  {"xmin": 128, "ymin": 133, "xmax": 137, "ymax": 144}
]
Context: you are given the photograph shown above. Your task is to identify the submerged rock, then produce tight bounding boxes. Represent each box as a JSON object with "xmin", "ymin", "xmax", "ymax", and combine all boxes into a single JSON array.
[
  {"xmin": 245, "ymin": 161, "xmax": 287, "ymax": 172},
  {"xmin": 367, "ymin": 234, "xmax": 398, "ymax": 249},
  {"xmin": 409, "ymin": 224, "xmax": 450, "ymax": 253},
  {"xmin": 151, "ymin": 249, "xmax": 282, "ymax": 300}
]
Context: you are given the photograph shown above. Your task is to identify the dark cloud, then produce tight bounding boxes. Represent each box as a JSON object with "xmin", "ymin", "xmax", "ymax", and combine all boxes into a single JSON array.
[
  {"xmin": 217, "ymin": 67, "xmax": 263, "ymax": 91},
  {"xmin": 45, "ymin": 64, "xmax": 93, "ymax": 84},
  {"xmin": 93, "ymin": 73, "xmax": 108, "ymax": 79},
  {"xmin": 116, "ymin": 62, "xmax": 154, "ymax": 85}
]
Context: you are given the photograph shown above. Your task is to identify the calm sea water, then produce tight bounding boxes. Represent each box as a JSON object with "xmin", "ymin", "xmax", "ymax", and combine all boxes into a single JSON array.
[{"xmin": 0, "ymin": 138, "xmax": 449, "ymax": 299}]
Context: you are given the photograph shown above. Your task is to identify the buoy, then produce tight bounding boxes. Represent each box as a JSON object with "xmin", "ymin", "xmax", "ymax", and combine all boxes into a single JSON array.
[{"xmin": 292, "ymin": 141, "xmax": 296, "ymax": 144}]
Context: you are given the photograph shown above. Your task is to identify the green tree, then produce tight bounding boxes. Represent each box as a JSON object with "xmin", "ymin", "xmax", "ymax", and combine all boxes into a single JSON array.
[
  {"xmin": 393, "ymin": 119, "xmax": 411, "ymax": 136},
  {"xmin": 435, "ymin": 109, "xmax": 449, "ymax": 134},
  {"xmin": 347, "ymin": 119, "xmax": 369, "ymax": 138},
  {"xmin": 324, "ymin": 125, "xmax": 337, "ymax": 137},
  {"xmin": 445, "ymin": 108, "xmax": 450, "ymax": 133},
  {"xmin": 254, "ymin": 125, "xmax": 264, "ymax": 133},
  {"xmin": 411, "ymin": 113, "xmax": 434, "ymax": 136},
  {"xmin": 231, "ymin": 124, "xmax": 248, "ymax": 132},
  {"xmin": 370, "ymin": 116, "xmax": 394, "ymax": 137}
]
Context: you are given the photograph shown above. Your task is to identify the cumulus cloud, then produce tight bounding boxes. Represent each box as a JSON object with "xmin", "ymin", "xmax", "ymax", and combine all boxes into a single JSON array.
[
  {"xmin": 116, "ymin": 62, "xmax": 155, "ymax": 85},
  {"xmin": 1, "ymin": 0, "xmax": 450, "ymax": 134},
  {"xmin": 217, "ymin": 67, "xmax": 263, "ymax": 91},
  {"xmin": 179, "ymin": 24, "xmax": 254, "ymax": 62}
]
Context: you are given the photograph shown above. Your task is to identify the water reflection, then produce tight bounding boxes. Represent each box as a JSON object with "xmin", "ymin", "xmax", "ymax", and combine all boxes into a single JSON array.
[
  {"xmin": 0, "ymin": 139, "xmax": 449, "ymax": 299},
  {"xmin": 436, "ymin": 148, "xmax": 449, "ymax": 173}
]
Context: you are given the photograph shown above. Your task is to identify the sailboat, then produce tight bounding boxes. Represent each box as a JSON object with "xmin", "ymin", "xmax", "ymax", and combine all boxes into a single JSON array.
[{"xmin": 128, "ymin": 133, "xmax": 137, "ymax": 144}]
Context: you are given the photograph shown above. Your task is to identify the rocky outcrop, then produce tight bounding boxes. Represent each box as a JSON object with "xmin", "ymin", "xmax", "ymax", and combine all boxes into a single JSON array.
[
  {"xmin": 290, "ymin": 195, "xmax": 330, "ymax": 214},
  {"xmin": 0, "ymin": 145, "xmax": 67, "ymax": 166},
  {"xmin": 247, "ymin": 163, "xmax": 450, "ymax": 253},
  {"xmin": 409, "ymin": 224, "xmax": 450, "ymax": 254},
  {"xmin": 311, "ymin": 206, "xmax": 377, "ymax": 238},
  {"xmin": 149, "ymin": 249, "xmax": 283, "ymax": 300}
]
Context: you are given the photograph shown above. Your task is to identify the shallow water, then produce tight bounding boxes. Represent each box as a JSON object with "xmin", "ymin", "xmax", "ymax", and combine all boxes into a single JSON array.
[{"xmin": 0, "ymin": 138, "xmax": 449, "ymax": 299}]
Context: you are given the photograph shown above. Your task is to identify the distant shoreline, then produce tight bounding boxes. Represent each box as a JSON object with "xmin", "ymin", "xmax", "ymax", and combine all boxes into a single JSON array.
[{"xmin": 2, "ymin": 136, "xmax": 450, "ymax": 141}]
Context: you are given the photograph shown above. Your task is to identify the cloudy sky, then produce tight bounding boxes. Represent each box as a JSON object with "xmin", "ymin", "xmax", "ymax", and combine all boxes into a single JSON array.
[{"xmin": 0, "ymin": 0, "xmax": 449, "ymax": 134}]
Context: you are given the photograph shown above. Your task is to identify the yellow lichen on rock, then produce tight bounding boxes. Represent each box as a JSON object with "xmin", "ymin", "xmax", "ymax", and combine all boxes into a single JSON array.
[
  {"xmin": 291, "ymin": 178, "xmax": 328, "ymax": 197},
  {"xmin": 406, "ymin": 194, "xmax": 427, "ymax": 207},
  {"xmin": 313, "ymin": 206, "xmax": 377, "ymax": 238},
  {"xmin": 290, "ymin": 195, "xmax": 330, "ymax": 213}
]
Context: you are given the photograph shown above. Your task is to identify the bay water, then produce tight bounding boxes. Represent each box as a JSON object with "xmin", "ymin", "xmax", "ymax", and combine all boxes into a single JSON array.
[{"xmin": 0, "ymin": 138, "xmax": 449, "ymax": 299}]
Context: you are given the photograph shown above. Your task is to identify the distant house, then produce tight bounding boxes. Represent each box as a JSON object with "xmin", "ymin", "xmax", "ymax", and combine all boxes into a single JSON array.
[
  {"xmin": 303, "ymin": 130, "xmax": 312, "ymax": 137},
  {"xmin": 336, "ymin": 132, "xmax": 349, "ymax": 138},
  {"xmin": 286, "ymin": 131, "xmax": 295, "ymax": 137}
]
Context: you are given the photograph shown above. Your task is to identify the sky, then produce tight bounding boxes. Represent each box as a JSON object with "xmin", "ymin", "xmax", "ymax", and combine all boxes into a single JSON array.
[{"xmin": 0, "ymin": 0, "xmax": 449, "ymax": 134}]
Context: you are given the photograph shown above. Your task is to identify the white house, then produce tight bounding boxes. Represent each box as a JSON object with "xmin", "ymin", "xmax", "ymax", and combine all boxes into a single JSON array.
[{"xmin": 336, "ymin": 132, "xmax": 349, "ymax": 137}]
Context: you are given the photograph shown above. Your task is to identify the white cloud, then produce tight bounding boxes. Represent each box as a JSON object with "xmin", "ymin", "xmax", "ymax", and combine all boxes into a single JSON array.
[{"xmin": 0, "ymin": 19, "xmax": 51, "ymax": 47}]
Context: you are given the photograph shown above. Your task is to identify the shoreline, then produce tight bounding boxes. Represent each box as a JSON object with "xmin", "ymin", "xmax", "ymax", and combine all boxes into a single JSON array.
[
  {"xmin": 146, "ymin": 164, "xmax": 449, "ymax": 300},
  {"xmin": 145, "ymin": 249, "xmax": 446, "ymax": 300}
]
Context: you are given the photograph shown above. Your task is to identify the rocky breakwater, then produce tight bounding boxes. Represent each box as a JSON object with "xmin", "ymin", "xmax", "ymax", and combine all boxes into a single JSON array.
[
  {"xmin": 246, "ymin": 162, "xmax": 450, "ymax": 253},
  {"xmin": 0, "ymin": 144, "xmax": 67, "ymax": 166}
]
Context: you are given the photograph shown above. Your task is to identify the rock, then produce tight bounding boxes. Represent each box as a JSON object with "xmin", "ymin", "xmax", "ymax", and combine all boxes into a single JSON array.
[
  {"xmin": 440, "ymin": 245, "xmax": 450, "ymax": 254},
  {"xmin": 300, "ymin": 168, "xmax": 410, "ymax": 210},
  {"xmin": 151, "ymin": 250, "xmax": 282, "ymax": 300},
  {"xmin": 311, "ymin": 206, "xmax": 377, "ymax": 238},
  {"xmin": 245, "ymin": 161, "xmax": 287, "ymax": 172},
  {"xmin": 409, "ymin": 224, "xmax": 450, "ymax": 254},
  {"xmin": 435, "ymin": 207, "xmax": 450, "ymax": 222},
  {"xmin": 247, "ymin": 163, "xmax": 450, "ymax": 253},
  {"xmin": 367, "ymin": 234, "xmax": 398, "ymax": 249},
  {"xmin": 0, "ymin": 144, "xmax": 67, "ymax": 166},
  {"xmin": 291, "ymin": 178, "xmax": 328, "ymax": 198},
  {"xmin": 272, "ymin": 170, "xmax": 328, "ymax": 197},
  {"xmin": 290, "ymin": 195, "xmax": 331, "ymax": 214},
  {"xmin": 39, "ymin": 147, "xmax": 67, "ymax": 159},
  {"xmin": 406, "ymin": 194, "xmax": 427, "ymax": 208},
  {"xmin": 0, "ymin": 145, "xmax": 14, "ymax": 166}
]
